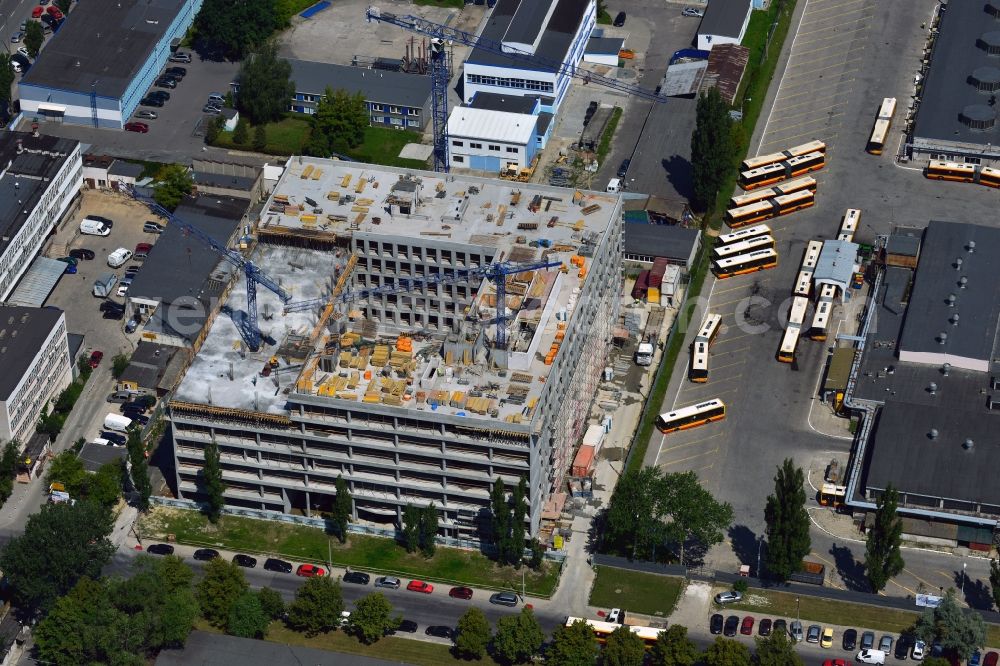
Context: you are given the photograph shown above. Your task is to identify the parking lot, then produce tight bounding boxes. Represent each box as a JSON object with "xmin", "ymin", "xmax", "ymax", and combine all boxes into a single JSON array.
[{"xmin": 21, "ymin": 57, "xmax": 240, "ymax": 163}]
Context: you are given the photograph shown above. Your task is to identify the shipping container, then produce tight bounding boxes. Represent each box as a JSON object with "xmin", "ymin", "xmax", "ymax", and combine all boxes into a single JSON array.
[
  {"xmin": 631, "ymin": 270, "xmax": 650, "ymax": 299},
  {"xmin": 571, "ymin": 445, "xmax": 595, "ymax": 477},
  {"xmin": 583, "ymin": 424, "xmax": 605, "ymax": 453},
  {"xmin": 647, "ymin": 287, "xmax": 661, "ymax": 304}
]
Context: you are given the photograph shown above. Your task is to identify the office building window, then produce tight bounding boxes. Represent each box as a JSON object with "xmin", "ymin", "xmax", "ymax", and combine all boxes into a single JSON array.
[
  {"xmin": 470, "ymin": 142, "xmax": 482, "ymax": 149},
  {"xmin": 452, "ymin": 140, "xmax": 464, "ymax": 147},
  {"xmin": 506, "ymin": 147, "xmax": 518, "ymax": 153},
  {"xmin": 372, "ymin": 104, "xmax": 383, "ymax": 111},
  {"xmin": 389, "ymin": 106, "xmax": 401, "ymax": 114},
  {"xmin": 453, "ymin": 156, "xmax": 464, "ymax": 163},
  {"xmin": 488, "ymin": 144, "xmax": 500, "ymax": 151}
]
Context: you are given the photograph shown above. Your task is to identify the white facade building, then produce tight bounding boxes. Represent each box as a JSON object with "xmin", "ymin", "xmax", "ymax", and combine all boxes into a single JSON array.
[
  {"xmin": 0, "ymin": 306, "xmax": 72, "ymax": 447},
  {"xmin": 448, "ymin": 107, "xmax": 539, "ymax": 171},
  {"xmin": 0, "ymin": 133, "xmax": 82, "ymax": 301},
  {"xmin": 696, "ymin": 0, "xmax": 752, "ymax": 51},
  {"xmin": 464, "ymin": 0, "xmax": 596, "ymax": 114}
]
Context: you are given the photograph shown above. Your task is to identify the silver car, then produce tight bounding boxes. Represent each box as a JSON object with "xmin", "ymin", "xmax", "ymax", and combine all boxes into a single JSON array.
[
  {"xmin": 374, "ymin": 576, "xmax": 400, "ymax": 589},
  {"xmin": 135, "ymin": 110, "xmax": 158, "ymax": 120},
  {"xmin": 10, "ymin": 31, "xmax": 23, "ymax": 43},
  {"xmin": 682, "ymin": 7, "xmax": 704, "ymax": 17},
  {"xmin": 790, "ymin": 620, "xmax": 804, "ymax": 642},
  {"xmin": 714, "ymin": 590, "xmax": 743, "ymax": 604}
]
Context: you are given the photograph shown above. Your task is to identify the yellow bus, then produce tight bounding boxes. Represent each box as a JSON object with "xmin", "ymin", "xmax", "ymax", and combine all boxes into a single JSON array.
[
  {"xmin": 784, "ymin": 151, "xmax": 826, "ymax": 178},
  {"xmin": 772, "ymin": 189, "xmax": 815, "ymax": 216},
  {"xmin": 564, "ymin": 617, "xmax": 665, "ymax": 648},
  {"xmin": 979, "ymin": 165, "xmax": 1000, "ymax": 188},
  {"xmin": 809, "ymin": 299, "xmax": 832, "ymax": 341},
  {"xmin": 925, "ymin": 160, "xmax": 977, "ymax": 182},
  {"xmin": 818, "ymin": 482, "xmax": 847, "ymax": 507},
  {"xmin": 793, "ymin": 270, "xmax": 813, "ymax": 298},
  {"xmin": 777, "ymin": 325, "xmax": 800, "ymax": 363},
  {"xmin": 713, "ymin": 234, "xmax": 775, "ymax": 261},
  {"xmin": 725, "ymin": 200, "xmax": 777, "ymax": 228},
  {"xmin": 740, "ymin": 140, "xmax": 826, "ymax": 171},
  {"xmin": 838, "ymin": 208, "xmax": 860, "ymax": 242},
  {"xmin": 739, "ymin": 162, "xmax": 789, "ymax": 190},
  {"xmin": 801, "ymin": 240, "xmax": 824, "ymax": 271},
  {"xmin": 728, "ymin": 175, "xmax": 817, "ymax": 209},
  {"xmin": 712, "ymin": 248, "xmax": 778, "ymax": 279},
  {"xmin": 788, "ymin": 295, "xmax": 810, "ymax": 328},
  {"xmin": 656, "ymin": 399, "xmax": 726, "ymax": 433},
  {"xmin": 689, "ymin": 313, "xmax": 722, "ymax": 383},
  {"xmin": 866, "ymin": 97, "xmax": 896, "ymax": 155}
]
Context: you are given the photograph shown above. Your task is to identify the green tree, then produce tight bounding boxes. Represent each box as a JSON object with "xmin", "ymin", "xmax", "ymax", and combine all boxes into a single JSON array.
[
  {"xmin": 196, "ymin": 558, "xmax": 248, "ymax": 628},
  {"xmin": 546, "ymin": 617, "xmax": 598, "ymax": 666},
  {"xmin": 193, "ymin": 0, "xmax": 278, "ymax": 61},
  {"xmin": 350, "ymin": 591, "xmax": 399, "ymax": 644},
  {"xmin": 604, "ymin": 465, "xmax": 669, "ymax": 560},
  {"xmin": 36, "ymin": 407, "xmax": 64, "ymax": 440},
  {"xmin": 236, "ymin": 41, "xmax": 293, "ymax": 124},
  {"xmin": 286, "ymin": 575, "xmax": 344, "ymax": 637},
  {"xmin": 0, "ymin": 440, "xmax": 16, "ymax": 505},
  {"xmin": 47, "ymin": 450, "xmax": 88, "ymax": 497},
  {"xmin": 603, "ymin": 625, "xmax": 646, "ymax": 666},
  {"xmin": 864, "ymin": 484, "xmax": 905, "ymax": 593},
  {"xmin": 509, "ymin": 477, "xmax": 527, "ymax": 567},
  {"xmin": 662, "ymin": 470, "xmax": 733, "ymax": 565},
  {"xmin": 88, "ymin": 461, "xmax": 123, "ymax": 507},
  {"xmin": 201, "ymin": 438, "xmax": 225, "ymax": 523},
  {"xmin": 923, "ymin": 659, "xmax": 952, "ymax": 666},
  {"xmin": 233, "ymin": 117, "xmax": 249, "ymax": 145},
  {"xmin": 308, "ymin": 87, "xmax": 368, "ymax": 156},
  {"xmin": 127, "ymin": 428, "xmax": 152, "ymax": 511},
  {"xmin": 490, "ymin": 478, "xmax": 512, "ymax": 564},
  {"xmin": 753, "ymin": 630, "xmax": 803, "ymax": 666},
  {"xmin": 257, "ymin": 586, "xmax": 285, "ymax": 620},
  {"xmin": 401, "ymin": 503, "xmax": 421, "ymax": 553},
  {"xmin": 205, "ymin": 115, "xmax": 225, "ymax": 145},
  {"xmin": 455, "ymin": 607, "xmax": 492, "ymax": 660},
  {"xmin": 152, "ymin": 164, "xmax": 193, "ymax": 211},
  {"xmin": 703, "ymin": 637, "xmax": 752, "ymax": 666},
  {"xmin": 914, "ymin": 589, "xmax": 986, "ymax": 661},
  {"xmin": 690, "ymin": 86, "xmax": 735, "ymax": 212},
  {"xmin": 253, "ymin": 125, "xmax": 267, "ymax": 152},
  {"xmin": 54, "ymin": 0, "xmax": 71, "ymax": 13},
  {"xmin": 330, "ymin": 475, "xmax": 352, "ymax": 543},
  {"xmin": 112, "ymin": 353, "xmax": 131, "ymax": 378},
  {"xmin": 228, "ymin": 590, "xmax": 269, "ymax": 638},
  {"xmin": 492, "ymin": 607, "xmax": 544, "ymax": 664},
  {"xmin": 157, "ymin": 554, "xmax": 195, "ymax": 593},
  {"xmin": 0, "ymin": 55, "xmax": 14, "ymax": 122},
  {"xmin": 420, "ymin": 503, "xmax": 438, "ymax": 557},
  {"xmin": 763, "ymin": 458, "xmax": 810, "ymax": 581},
  {"xmin": 651, "ymin": 624, "xmax": 699, "ymax": 666},
  {"xmin": 529, "ymin": 538, "xmax": 545, "ymax": 570},
  {"xmin": 0, "ymin": 500, "xmax": 115, "ymax": 615},
  {"xmin": 24, "ymin": 21, "xmax": 43, "ymax": 59},
  {"xmin": 991, "ymin": 558, "xmax": 1000, "ymax": 611}
]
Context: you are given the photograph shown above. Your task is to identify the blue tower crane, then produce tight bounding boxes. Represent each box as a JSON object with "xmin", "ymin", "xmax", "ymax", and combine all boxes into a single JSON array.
[
  {"xmin": 285, "ymin": 259, "xmax": 561, "ymax": 350},
  {"xmin": 365, "ymin": 6, "xmax": 668, "ymax": 173},
  {"xmin": 126, "ymin": 187, "xmax": 291, "ymax": 353}
]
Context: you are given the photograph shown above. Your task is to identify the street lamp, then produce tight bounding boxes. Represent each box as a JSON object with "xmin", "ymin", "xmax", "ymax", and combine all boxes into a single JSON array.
[
  {"xmin": 961, "ymin": 561, "xmax": 967, "ymax": 596},
  {"xmin": 795, "ymin": 597, "xmax": 800, "ymax": 624},
  {"xmin": 756, "ymin": 537, "xmax": 764, "ymax": 578}
]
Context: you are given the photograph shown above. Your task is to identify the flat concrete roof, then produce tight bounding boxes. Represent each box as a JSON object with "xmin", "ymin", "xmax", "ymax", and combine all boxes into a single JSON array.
[
  {"xmin": 21, "ymin": 0, "xmax": 185, "ymax": 98},
  {"xmin": 469, "ymin": 0, "xmax": 590, "ymax": 74},
  {"xmin": 898, "ymin": 220, "xmax": 1000, "ymax": 364},
  {"xmin": 0, "ymin": 305, "xmax": 63, "ymax": 401},
  {"xmin": 448, "ymin": 107, "xmax": 537, "ymax": 144},
  {"xmin": 469, "ymin": 92, "xmax": 539, "ymax": 115},
  {"xmin": 156, "ymin": 630, "xmax": 401, "ymax": 666},
  {"xmin": 623, "ymin": 223, "xmax": 698, "ymax": 263},
  {"xmin": 175, "ymin": 159, "xmax": 622, "ymax": 422}
]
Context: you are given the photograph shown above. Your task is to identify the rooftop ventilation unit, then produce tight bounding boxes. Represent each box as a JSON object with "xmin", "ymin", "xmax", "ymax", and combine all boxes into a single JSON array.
[
  {"xmin": 963, "ymin": 438, "xmax": 975, "ymax": 450},
  {"xmin": 947, "ymin": 293, "xmax": 956, "ymax": 306},
  {"xmin": 955, "ymin": 257, "xmax": 964, "ymax": 269},
  {"xmin": 951, "ymin": 313, "xmax": 960, "ymax": 326},
  {"xmin": 942, "ymin": 363, "xmax": 951, "ymax": 376},
  {"xmin": 938, "ymin": 332, "xmax": 948, "ymax": 345},
  {"xmin": 929, "ymin": 382, "xmax": 938, "ymax": 395},
  {"xmin": 959, "ymin": 276, "xmax": 968, "ymax": 289},
  {"xmin": 929, "ymin": 428, "xmax": 939, "ymax": 439},
  {"xmin": 968, "ymin": 240, "xmax": 977, "ymax": 253}
]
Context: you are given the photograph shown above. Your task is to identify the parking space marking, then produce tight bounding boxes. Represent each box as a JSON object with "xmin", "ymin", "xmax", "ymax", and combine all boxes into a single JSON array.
[
  {"xmin": 761, "ymin": 130, "xmax": 839, "ymax": 154},
  {"xmin": 712, "ymin": 333, "xmax": 753, "ymax": 346},
  {"xmin": 784, "ymin": 56, "xmax": 865, "ymax": 81},
  {"xmin": 660, "ymin": 447, "xmax": 719, "ymax": 467},
  {"xmin": 657, "ymin": 432, "xmax": 723, "ymax": 457},
  {"xmin": 786, "ymin": 46, "xmax": 865, "ymax": 72},
  {"xmin": 774, "ymin": 90, "xmax": 850, "ymax": 113},
  {"xmin": 766, "ymin": 113, "xmax": 845, "ymax": 141},
  {"xmin": 712, "ymin": 283, "xmax": 753, "ymax": 296},
  {"xmin": 797, "ymin": 15, "xmax": 872, "ymax": 39},
  {"xmin": 936, "ymin": 570, "xmax": 956, "ymax": 583},
  {"xmin": 773, "ymin": 104, "xmax": 847, "ymax": 125},
  {"xmin": 713, "ymin": 295, "xmax": 755, "ymax": 308},
  {"xmin": 774, "ymin": 76, "xmax": 856, "ymax": 103},
  {"xmin": 803, "ymin": 0, "xmax": 871, "ymax": 20},
  {"xmin": 706, "ymin": 359, "xmax": 747, "ymax": 373}
]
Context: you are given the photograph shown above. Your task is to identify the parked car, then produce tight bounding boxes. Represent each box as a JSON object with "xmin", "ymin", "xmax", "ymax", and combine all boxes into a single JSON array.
[
  {"xmin": 202, "ymin": 105, "xmax": 223, "ymax": 114},
  {"xmin": 710, "ymin": 613, "xmax": 723, "ymax": 634},
  {"xmin": 148, "ymin": 90, "xmax": 170, "ymax": 101},
  {"xmin": 89, "ymin": 351, "xmax": 104, "ymax": 368},
  {"xmin": 143, "ymin": 221, "xmax": 165, "ymax": 233},
  {"xmin": 46, "ymin": 6, "xmax": 63, "ymax": 19},
  {"xmin": 135, "ymin": 110, "xmax": 158, "ymax": 120},
  {"xmin": 790, "ymin": 620, "xmax": 804, "ymax": 643},
  {"xmin": 425, "ymin": 626, "xmax": 453, "ymax": 639},
  {"xmin": 165, "ymin": 66, "xmax": 187, "ymax": 77},
  {"xmin": 806, "ymin": 624, "xmax": 821, "ymax": 644},
  {"xmin": 895, "ymin": 635, "xmax": 911, "ymax": 660},
  {"xmin": 101, "ymin": 431, "xmax": 127, "ymax": 446},
  {"xmin": 263, "ymin": 558, "xmax": 292, "ymax": 573},
  {"xmin": 129, "ymin": 414, "xmax": 150, "ymax": 427},
  {"xmin": 107, "ymin": 390, "xmax": 132, "ymax": 403},
  {"xmin": 16, "ymin": 46, "xmax": 30, "ymax": 60},
  {"xmin": 857, "ymin": 649, "xmax": 887, "ymax": 665},
  {"xmin": 740, "ymin": 616, "xmax": 754, "ymax": 636},
  {"xmin": 232, "ymin": 554, "xmax": 257, "ymax": 568},
  {"xmin": 155, "ymin": 78, "xmax": 177, "ymax": 89},
  {"xmin": 613, "ymin": 11, "xmax": 626, "ymax": 26},
  {"xmin": 860, "ymin": 631, "xmax": 876, "ymax": 650},
  {"xmin": 134, "ymin": 242, "xmax": 152, "ymax": 259},
  {"xmin": 343, "ymin": 571, "xmax": 370, "ymax": 585},
  {"xmin": 70, "ymin": 248, "xmax": 95, "ymax": 260},
  {"xmin": 489, "ymin": 592, "xmax": 518, "ymax": 607},
  {"xmin": 375, "ymin": 576, "xmax": 401, "ymax": 589},
  {"xmin": 879, "ymin": 635, "xmax": 893, "ymax": 653},
  {"xmin": 108, "ymin": 248, "xmax": 132, "ymax": 267},
  {"xmin": 169, "ymin": 51, "xmax": 192, "ymax": 63},
  {"xmin": 116, "ymin": 279, "xmax": 132, "ymax": 297},
  {"xmin": 10, "ymin": 31, "xmax": 23, "ymax": 43},
  {"xmin": 406, "ymin": 580, "xmax": 433, "ymax": 594},
  {"xmin": 393, "ymin": 620, "xmax": 418, "ymax": 634},
  {"xmin": 146, "ymin": 543, "xmax": 174, "ymax": 556},
  {"xmin": 970, "ymin": 652, "xmax": 983, "ymax": 666},
  {"xmin": 140, "ymin": 97, "xmax": 163, "ymax": 108},
  {"xmin": 843, "ymin": 629, "xmax": 858, "ymax": 651},
  {"xmin": 31, "ymin": 6, "xmax": 43, "ymax": 18},
  {"xmin": 682, "ymin": 7, "xmax": 704, "ymax": 17},
  {"xmin": 772, "ymin": 619, "xmax": 787, "ymax": 637},
  {"xmin": 448, "ymin": 586, "xmax": 473, "ymax": 600},
  {"xmin": 723, "ymin": 615, "xmax": 738, "ymax": 637},
  {"xmin": 295, "ymin": 564, "xmax": 325, "ymax": 577},
  {"xmin": 714, "ymin": 590, "xmax": 742, "ymax": 604},
  {"xmin": 193, "ymin": 548, "xmax": 219, "ymax": 561},
  {"xmin": 911, "ymin": 640, "xmax": 926, "ymax": 660},
  {"xmin": 63, "ymin": 263, "xmax": 77, "ymax": 274},
  {"xmin": 616, "ymin": 158, "xmax": 630, "ymax": 178},
  {"xmin": 757, "ymin": 618, "xmax": 772, "ymax": 636},
  {"xmin": 103, "ymin": 309, "xmax": 125, "ymax": 320},
  {"xmin": 124, "ymin": 121, "xmax": 148, "ymax": 133},
  {"xmin": 983, "ymin": 651, "xmax": 998, "ymax": 666},
  {"xmin": 822, "ymin": 627, "xmax": 835, "ymax": 649},
  {"xmin": 125, "ymin": 315, "xmax": 140, "ymax": 334}
]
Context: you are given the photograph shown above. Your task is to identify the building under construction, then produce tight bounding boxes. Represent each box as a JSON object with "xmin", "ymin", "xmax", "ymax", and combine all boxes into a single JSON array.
[{"xmin": 168, "ymin": 158, "xmax": 624, "ymax": 540}]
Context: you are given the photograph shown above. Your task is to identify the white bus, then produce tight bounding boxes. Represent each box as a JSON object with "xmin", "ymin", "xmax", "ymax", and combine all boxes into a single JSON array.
[
  {"xmin": 788, "ymin": 295, "xmax": 810, "ymax": 328},
  {"xmin": 690, "ymin": 314, "xmax": 722, "ymax": 383},
  {"xmin": 717, "ymin": 224, "xmax": 772, "ymax": 246},
  {"xmin": 838, "ymin": 208, "xmax": 860, "ymax": 242},
  {"xmin": 713, "ymin": 234, "xmax": 775, "ymax": 261},
  {"xmin": 777, "ymin": 326, "xmax": 801, "ymax": 363}
]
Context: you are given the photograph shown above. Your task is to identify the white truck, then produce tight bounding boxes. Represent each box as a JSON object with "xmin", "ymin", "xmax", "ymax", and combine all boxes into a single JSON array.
[
  {"xmin": 635, "ymin": 337, "xmax": 654, "ymax": 366},
  {"xmin": 103, "ymin": 413, "xmax": 132, "ymax": 433}
]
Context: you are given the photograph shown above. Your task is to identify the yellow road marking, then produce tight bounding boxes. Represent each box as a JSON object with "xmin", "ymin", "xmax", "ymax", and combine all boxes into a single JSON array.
[{"xmin": 903, "ymin": 568, "xmax": 940, "ymax": 592}]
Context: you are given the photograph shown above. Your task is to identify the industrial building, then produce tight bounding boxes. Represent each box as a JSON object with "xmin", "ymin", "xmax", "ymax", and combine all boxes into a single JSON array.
[
  {"xmin": 846, "ymin": 220, "xmax": 1000, "ymax": 543},
  {"xmin": 167, "ymin": 159, "xmax": 624, "ymax": 541},
  {"xmin": 448, "ymin": 93, "xmax": 555, "ymax": 172},
  {"xmin": 286, "ymin": 60, "xmax": 432, "ymax": 131},
  {"xmin": 464, "ymin": 0, "xmax": 597, "ymax": 113},
  {"xmin": 910, "ymin": 1, "xmax": 1000, "ymax": 165},
  {"xmin": 19, "ymin": 0, "xmax": 203, "ymax": 128},
  {"xmin": 696, "ymin": 0, "xmax": 753, "ymax": 51},
  {"xmin": 0, "ymin": 132, "xmax": 82, "ymax": 301},
  {"xmin": 0, "ymin": 305, "xmax": 72, "ymax": 447}
]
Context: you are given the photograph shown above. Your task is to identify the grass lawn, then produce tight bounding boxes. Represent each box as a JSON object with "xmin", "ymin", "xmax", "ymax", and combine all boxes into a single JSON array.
[
  {"xmin": 213, "ymin": 115, "xmax": 312, "ymax": 155},
  {"xmin": 346, "ymin": 126, "xmax": 428, "ymax": 170},
  {"xmin": 596, "ymin": 107, "xmax": 624, "ymax": 166},
  {"xmin": 589, "ymin": 566, "xmax": 684, "ymax": 617},
  {"xmin": 194, "ymin": 618, "xmax": 505, "ymax": 665},
  {"xmin": 276, "ymin": 0, "xmax": 323, "ymax": 22},
  {"xmin": 140, "ymin": 507, "xmax": 559, "ymax": 597}
]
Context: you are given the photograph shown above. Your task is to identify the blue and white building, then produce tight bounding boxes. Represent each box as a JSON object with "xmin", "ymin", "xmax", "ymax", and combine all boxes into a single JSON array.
[
  {"xmin": 464, "ymin": 0, "xmax": 596, "ymax": 114},
  {"xmin": 19, "ymin": 0, "xmax": 203, "ymax": 128},
  {"xmin": 447, "ymin": 92, "xmax": 554, "ymax": 171}
]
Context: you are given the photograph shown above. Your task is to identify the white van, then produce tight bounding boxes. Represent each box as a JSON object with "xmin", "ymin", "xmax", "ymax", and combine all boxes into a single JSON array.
[
  {"xmin": 80, "ymin": 218, "xmax": 111, "ymax": 236},
  {"xmin": 606, "ymin": 177, "xmax": 622, "ymax": 193},
  {"xmin": 857, "ymin": 649, "xmax": 887, "ymax": 665},
  {"xmin": 103, "ymin": 413, "xmax": 132, "ymax": 433},
  {"xmin": 92, "ymin": 273, "xmax": 118, "ymax": 298}
]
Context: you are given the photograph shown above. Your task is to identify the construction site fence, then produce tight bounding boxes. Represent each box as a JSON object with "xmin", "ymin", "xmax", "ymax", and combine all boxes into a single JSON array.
[{"xmin": 149, "ymin": 496, "xmax": 567, "ymax": 567}]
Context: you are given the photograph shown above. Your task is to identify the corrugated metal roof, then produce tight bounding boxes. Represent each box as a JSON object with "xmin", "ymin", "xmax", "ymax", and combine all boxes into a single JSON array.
[
  {"xmin": 447, "ymin": 107, "xmax": 537, "ymax": 145},
  {"xmin": 6, "ymin": 257, "xmax": 66, "ymax": 307},
  {"xmin": 814, "ymin": 240, "xmax": 858, "ymax": 291}
]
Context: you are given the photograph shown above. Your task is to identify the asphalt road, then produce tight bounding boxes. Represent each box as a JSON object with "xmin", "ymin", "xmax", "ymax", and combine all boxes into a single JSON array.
[{"xmin": 642, "ymin": 0, "xmax": 1000, "ymax": 606}]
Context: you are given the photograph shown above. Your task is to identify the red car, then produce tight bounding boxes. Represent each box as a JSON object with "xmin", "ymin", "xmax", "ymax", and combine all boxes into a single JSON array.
[
  {"xmin": 32, "ymin": 6, "xmax": 43, "ymax": 18},
  {"xmin": 740, "ymin": 616, "xmax": 754, "ymax": 635},
  {"xmin": 295, "ymin": 564, "xmax": 325, "ymax": 577},
  {"xmin": 406, "ymin": 580, "xmax": 434, "ymax": 594},
  {"xmin": 134, "ymin": 242, "xmax": 153, "ymax": 255},
  {"xmin": 124, "ymin": 122, "xmax": 148, "ymax": 133},
  {"xmin": 985, "ymin": 653, "xmax": 999, "ymax": 666},
  {"xmin": 89, "ymin": 351, "xmax": 104, "ymax": 368},
  {"xmin": 822, "ymin": 661, "xmax": 847, "ymax": 666},
  {"xmin": 46, "ymin": 6, "xmax": 62, "ymax": 18},
  {"xmin": 448, "ymin": 586, "xmax": 473, "ymax": 600}
]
